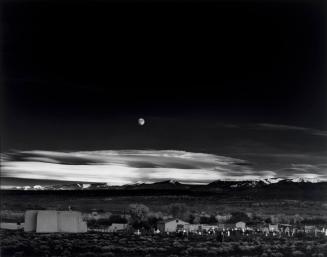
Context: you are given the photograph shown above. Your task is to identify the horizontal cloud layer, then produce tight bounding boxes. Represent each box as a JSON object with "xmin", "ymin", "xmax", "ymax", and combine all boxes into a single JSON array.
[
  {"xmin": 257, "ymin": 123, "xmax": 327, "ymax": 137},
  {"xmin": 2, "ymin": 149, "xmax": 327, "ymax": 187},
  {"xmin": 1, "ymin": 150, "xmax": 279, "ymax": 186}
]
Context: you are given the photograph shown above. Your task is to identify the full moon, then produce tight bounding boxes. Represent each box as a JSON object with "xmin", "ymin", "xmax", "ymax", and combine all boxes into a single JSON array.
[{"xmin": 138, "ymin": 118, "xmax": 145, "ymax": 126}]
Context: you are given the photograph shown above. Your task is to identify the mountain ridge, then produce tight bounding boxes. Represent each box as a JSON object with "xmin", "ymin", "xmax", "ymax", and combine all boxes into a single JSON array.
[{"xmin": 7, "ymin": 177, "xmax": 326, "ymax": 191}]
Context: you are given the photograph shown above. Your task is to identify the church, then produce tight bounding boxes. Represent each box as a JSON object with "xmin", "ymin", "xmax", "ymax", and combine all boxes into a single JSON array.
[{"xmin": 24, "ymin": 210, "xmax": 87, "ymax": 233}]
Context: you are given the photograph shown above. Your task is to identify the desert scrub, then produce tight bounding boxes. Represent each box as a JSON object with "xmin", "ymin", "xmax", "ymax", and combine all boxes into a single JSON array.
[{"xmin": 1, "ymin": 230, "xmax": 327, "ymax": 257}]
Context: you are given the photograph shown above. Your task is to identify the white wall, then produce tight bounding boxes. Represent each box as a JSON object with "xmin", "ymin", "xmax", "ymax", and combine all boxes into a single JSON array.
[
  {"xmin": 165, "ymin": 219, "xmax": 189, "ymax": 232},
  {"xmin": 25, "ymin": 210, "xmax": 87, "ymax": 233},
  {"xmin": 58, "ymin": 212, "xmax": 79, "ymax": 233},
  {"xmin": 0, "ymin": 222, "xmax": 23, "ymax": 230},
  {"xmin": 108, "ymin": 223, "xmax": 128, "ymax": 232},
  {"xmin": 24, "ymin": 210, "xmax": 38, "ymax": 232},
  {"xmin": 36, "ymin": 211, "xmax": 59, "ymax": 233}
]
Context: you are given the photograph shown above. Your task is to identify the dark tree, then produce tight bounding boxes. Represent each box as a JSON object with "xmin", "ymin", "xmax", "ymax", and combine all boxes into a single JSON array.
[{"xmin": 229, "ymin": 212, "xmax": 250, "ymax": 223}]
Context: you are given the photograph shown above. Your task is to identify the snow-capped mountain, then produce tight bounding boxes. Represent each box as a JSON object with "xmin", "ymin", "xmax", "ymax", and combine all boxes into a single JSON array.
[
  {"xmin": 260, "ymin": 178, "xmax": 284, "ymax": 184},
  {"xmin": 289, "ymin": 177, "xmax": 321, "ymax": 183},
  {"xmin": 5, "ymin": 177, "xmax": 327, "ymax": 201},
  {"xmin": 7, "ymin": 177, "xmax": 326, "ymax": 191},
  {"xmin": 33, "ymin": 185, "xmax": 45, "ymax": 190}
]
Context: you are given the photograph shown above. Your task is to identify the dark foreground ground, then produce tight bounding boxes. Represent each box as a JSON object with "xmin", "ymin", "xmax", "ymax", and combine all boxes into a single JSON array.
[
  {"xmin": 2, "ymin": 191, "xmax": 327, "ymax": 218},
  {"xmin": 1, "ymin": 230, "xmax": 327, "ymax": 257}
]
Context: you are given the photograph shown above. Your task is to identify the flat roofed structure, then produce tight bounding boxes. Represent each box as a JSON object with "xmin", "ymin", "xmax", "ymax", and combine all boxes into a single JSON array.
[
  {"xmin": 158, "ymin": 218, "xmax": 189, "ymax": 233},
  {"xmin": 0, "ymin": 222, "xmax": 24, "ymax": 230},
  {"xmin": 108, "ymin": 223, "xmax": 128, "ymax": 232},
  {"xmin": 24, "ymin": 210, "xmax": 87, "ymax": 233}
]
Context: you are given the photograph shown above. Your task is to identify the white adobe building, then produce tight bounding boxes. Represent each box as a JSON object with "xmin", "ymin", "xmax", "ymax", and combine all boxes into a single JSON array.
[
  {"xmin": 24, "ymin": 210, "xmax": 87, "ymax": 233},
  {"xmin": 235, "ymin": 221, "xmax": 246, "ymax": 230},
  {"xmin": 0, "ymin": 222, "xmax": 24, "ymax": 230},
  {"xmin": 158, "ymin": 218, "xmax": 189, "ymax": 233},
  {"xmin": 184, "ymin": 224, "xmax": 201, "ymax": 233},
  {"xmin": 269, "ymin": 224, "xmax": 279, "ymax": 232},
  {"xmin": 107, "ymin": 223, "xmax": 128, "ymax": 232},
  {"xmin": 215, "ymin": 214, "xmax": 232, "ymax": 223}
]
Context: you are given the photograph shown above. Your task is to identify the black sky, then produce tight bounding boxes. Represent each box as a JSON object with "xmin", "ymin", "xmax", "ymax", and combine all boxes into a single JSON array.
[{"xmin": 1, "ymin": 0, "xmax": 326, "ymax": 152}]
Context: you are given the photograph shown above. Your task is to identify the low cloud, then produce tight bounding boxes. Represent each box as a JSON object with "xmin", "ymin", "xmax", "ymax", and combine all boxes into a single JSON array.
[
  {"xmin": 277, "ymin": 163, "xmax": 327, "ymax": 179},
  {"xmin": 2, "ymin": 150, "xmax": 262, "ymax": 185},
  {"xmin": 257, "ymin": 123, "xmax": 327, "ymax": 137},
  {"xmin": 2, "ymin": 150, "xmax": 326, "ymax": 186}
]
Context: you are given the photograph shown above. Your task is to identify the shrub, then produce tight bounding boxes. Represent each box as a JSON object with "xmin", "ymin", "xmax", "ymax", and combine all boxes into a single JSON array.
[
  {"xmin": 13, "ymin": 252, "xmax": 24, "ymax": 257},
  {"xmin": 77, "ymin": 252, "xmax": 98, "ymax": 257},
  {"xmin": 200, "ymin": 215, "xmax": 217, "ymax": 224},
  {"xmin": 292, "ymin": 250, "xmax": 305, "ymax": 256},
  {"xmin": 271, "ymin": 252, "xmax": 284, "ymax": 257},
  {"xmin": 100, "ymin": 253, "xmax": 114, "ymax": 257}
]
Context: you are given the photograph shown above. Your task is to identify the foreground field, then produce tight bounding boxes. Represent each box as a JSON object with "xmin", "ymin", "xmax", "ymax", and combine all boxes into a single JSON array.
[
  {"xmin": 2, "ymin": 191, "xmax": 327, "ymax": 218},
  {"xmin": 1, "ymin": 230, "xmax": 327, "ymax": 257}
]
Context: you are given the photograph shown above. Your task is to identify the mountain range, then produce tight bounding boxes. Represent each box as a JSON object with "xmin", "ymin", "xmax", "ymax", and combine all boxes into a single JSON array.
[
  {"xmin": 8, "ymin": 177, "xmax": 325, "ymax": 189},
  {"xmin": 3, "ymin": 178, "xmax": 327, "ymax": 200}
]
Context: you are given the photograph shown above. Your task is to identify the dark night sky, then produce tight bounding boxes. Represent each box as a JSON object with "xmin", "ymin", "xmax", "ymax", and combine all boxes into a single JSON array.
[{"xmin": 1, "ymin": 0, "xmax": 327, "ymax": 186}]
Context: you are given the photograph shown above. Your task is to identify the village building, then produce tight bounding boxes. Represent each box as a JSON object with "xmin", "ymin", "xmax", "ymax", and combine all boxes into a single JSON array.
[
  {"xmin": 215, "ymin": 214, "xmax": 232, "ymax": 223},
  {"xmin": 199, "ymin": 224, "xmax": 219, "ymax": 232},
  {"xmin": 262, "ymin": 226, "xmax": 269, "ymax": 235},
  {"xmin": 304, "ymin": 225, "xmax": 315, "ymax": 234},
  {"xmin": 235, "ymin": 221, "xmax": 246, "ymax": 230},
  {"xmin": 184, "ymin": 224, "xmax": 201, "ymax": 233},
  {"xmin": 24, "ymin": 210, "xmax": 87, "ymax": 233},
  {"xmin": 280, "ymin": 224, "xmax": 292, "ymax": 235},
  {"xmin": 37, "ymin": 210, "xmax": 59, "ymax": 233},
  {"xmin": 107, "ymin": 223, "xmax": 128, "ymax": 232},
  {"xmin": 221, "ymin": 223, "xmax": 235, "ymax": 230},
  {"xmin": 0, "ymin": 222, "xmax": 24, "ymax": 230},
  {"xmin": 157, "ymin": 218, "xmax": 189, "ymax": 233},
  {"xmin": 269, "ymin": 224, "xmax": 279, "ymax": 232},
  {"xmin": 183, "ymin": 224, "xmax": 218, "ymax": 233}
]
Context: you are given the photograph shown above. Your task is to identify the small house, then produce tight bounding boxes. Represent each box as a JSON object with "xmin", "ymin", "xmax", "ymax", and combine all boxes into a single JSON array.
[
  {"xmin": 304, "ymin": 225, "xmax": 315, "ymax": 234},
  {"xmin": 269, "ymin": 224, "xmax": 279, "ymax": 232},
  {"xmin": 108, "ymin": 223, "xmax": 128, "ymax": 232},
  {"xmin": 280, "ymin": 224, "xmax": 292, "ymax": 234},
  {"xmin": 0, "ymin": 222, "xmax": 24, "ymax": 230},
  {"xmin": 200, "ymin": 224, "xmax": 219, "ymax": 233},
  {"xmin": 215, "ymin": 214, "xmax": 232, "ymax": 223},
  {"xmin": 157, "ymin": 218, "xmax": 189, "ymax": 233},
  {"xmin": 235, "ymin": 221, "xmax": 246, "ymax": 230},
  {"xmin": 184, "ymin": 224, "xmax": 201, "ymax": 233}
]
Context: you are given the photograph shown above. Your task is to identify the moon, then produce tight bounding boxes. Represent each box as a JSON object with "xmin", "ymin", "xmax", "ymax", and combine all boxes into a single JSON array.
[{"xmin": 138, "ymin": 118, "xmax": 145, "ymax": 126}]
